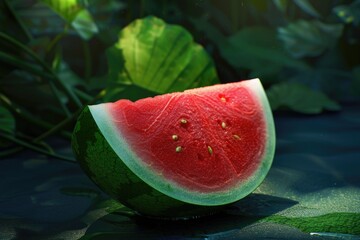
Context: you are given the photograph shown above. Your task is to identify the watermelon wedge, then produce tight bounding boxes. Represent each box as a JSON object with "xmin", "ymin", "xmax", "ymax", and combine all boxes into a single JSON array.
[{"xmin": 72, "ymin": 78, "xmax": 275, "ymax": 218}]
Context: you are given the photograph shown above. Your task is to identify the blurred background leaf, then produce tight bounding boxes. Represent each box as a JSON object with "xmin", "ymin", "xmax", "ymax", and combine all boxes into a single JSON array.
[
  {"xmin": 266, "ymin": 82, "xmax": 341, "ymax": 114},
  {"xmin": 41, "ymin": 0, "xmax": 83, "ymax": 22},
  {"xmin": 41, "ymin": 0, "xmax": 99, "ymax": 40},
  {"xmin": 333, "ymin": 0, "xmax": 360, "ymax": 26},
  {"xmin": 220, "ymin": 26, "xmax": 309, "ymax": 78},
  {"xmin": 278, "ymin": 20, "xmax": 344, "ymax": 58}
]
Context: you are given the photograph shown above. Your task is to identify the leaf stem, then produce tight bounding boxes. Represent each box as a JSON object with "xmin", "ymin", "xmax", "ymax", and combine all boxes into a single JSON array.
[
  {"xmin": 83, "ymin": 41, "xmax": 92, "ymax": 82},
  {"xmin": 0, "ymin": 133, "xmax": 76, "ymax": 163},
  {"xmin": 34, "ymin": 90, "xmax": 105, "ymax": 142},
  {"xmin": 34, "ymin": 110, "xmax": 78, "ymax": 142},
  {"xmin": 74, "ymin": 88, "xmax": 93, "ymax": 102},
  {"xmin": 0, "ymin": 94, "xmax": 72, "ymax": 139},
  {"xmin": 0, "ymin": 146, "xmax": 22, "ymax": 158},
  {"xmin": 4, "ymin": 0, "xmax": 33, "ymax": 41},
  {"xmin": 47, "ymin": 31, "xmax": 67, "ymax": 54},
  {"xmin": 0, "ymin": 51, "xmax": 52, "ymax": 79}
]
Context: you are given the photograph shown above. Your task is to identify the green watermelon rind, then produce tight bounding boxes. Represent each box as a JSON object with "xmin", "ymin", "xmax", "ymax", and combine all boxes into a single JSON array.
[{"xmin": 82, "ymin": 78, "xmax": 275, "ymax": 206}]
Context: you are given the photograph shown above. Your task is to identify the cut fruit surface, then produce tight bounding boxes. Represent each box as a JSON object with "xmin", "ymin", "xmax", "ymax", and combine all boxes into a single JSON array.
[{"xmin": 77, "ymin": 78, "xmax": 275, "ymax": 208}]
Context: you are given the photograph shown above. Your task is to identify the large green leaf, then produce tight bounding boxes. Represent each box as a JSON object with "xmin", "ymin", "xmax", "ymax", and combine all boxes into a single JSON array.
[
  {"xmin": 105, "ymin": 16, "xmax": 220, "ymax": 102},
  {"xmin": 41, "ymin": 0, "xmax": 98, "ymax": 40},
  {"xmin": 266, "ymin": 82, "xmax": 341, "ymax": 114},
  {"xmin": 220, "ymin": 27, "xmax": 309, "ymax": 77},
  {"xmin": 278, "ymin": 20, "xmax": 344, "ymax": 58}
]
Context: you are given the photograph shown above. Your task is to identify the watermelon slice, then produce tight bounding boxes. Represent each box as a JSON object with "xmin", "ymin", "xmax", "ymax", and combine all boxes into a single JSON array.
[{"xmin": 72, "ymin": 78, "xmax": 275, "ymax": 218}]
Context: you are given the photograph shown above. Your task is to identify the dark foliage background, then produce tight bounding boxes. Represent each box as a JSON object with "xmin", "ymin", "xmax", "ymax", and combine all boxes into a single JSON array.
[{"xmin": 0, "ymin": 0, "xmax": 359, "ymax": 166}]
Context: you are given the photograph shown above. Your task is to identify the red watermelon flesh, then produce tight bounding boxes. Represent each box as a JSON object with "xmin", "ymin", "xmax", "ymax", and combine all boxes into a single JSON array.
[
  {"xmin": 109, "ymin": 84, "xmax": 265, "ymax": 192},
  {"xmin": 88, "ymin": 79, "xmax": 274, "ymax": 206}
]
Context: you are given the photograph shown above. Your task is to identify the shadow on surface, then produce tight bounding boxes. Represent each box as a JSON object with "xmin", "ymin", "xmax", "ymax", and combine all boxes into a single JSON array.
[{"xmin": 81, "ymin": 194, "xmax": 298, "ymax": 239}]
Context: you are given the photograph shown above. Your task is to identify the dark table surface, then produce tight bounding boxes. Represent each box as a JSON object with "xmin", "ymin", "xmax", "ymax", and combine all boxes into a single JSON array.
[{"xmin": 1, "ymin": 105, "xmax": 360, "ymax": 240}]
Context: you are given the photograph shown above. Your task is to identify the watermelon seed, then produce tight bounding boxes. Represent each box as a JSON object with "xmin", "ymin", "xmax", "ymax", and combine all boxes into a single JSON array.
[
  {"xmin": 172, "ymin": 135, "xmax": 179, "ymax": 141},
  {"xmin": 207, "ymin": 146, "xmax": 213, "ymax": 155},
  {"xmin": 221, "ymin": 122, "xmax": 226, "ymax": 129},
  {"xmin": 180, "ymin": 119, "xmax": 187, "ymax": 124},
  {"xmin": 233, "ymin": 134, "xmax": 241, "ymax": 140},
  {"xmin": 219, "ymin": 94, "xmax": 227, "ymax": 102},
  {"xmin": 176, "ymin": 146, "xmax": 182, "ymax": 153}
]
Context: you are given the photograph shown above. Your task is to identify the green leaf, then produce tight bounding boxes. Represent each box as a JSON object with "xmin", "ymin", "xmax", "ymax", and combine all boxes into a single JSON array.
[
  {"xmin": 266, "ymin": 82, "xmax": 341, "ymax": 114},
  {"xmin": 220, "ymin": 27, "xmax": 309, "ymax": 77},
  {"xmin": 0, "ymin": 105, "xmax": 15, "ymax": 135},
  {"xmin": 293, "ymin": 0, "xmax": 321, "ymax": 18},
  {"xmin": 41, "ymin": 0, "xmax": 82, "ymax": 22},
  {"xmin": 260, "ymin": 213, "xmax": 360, "ymax": 235},
  {"xmin": 41, "ymin": 0, "xmax": 98, "ymax": 40},
  {"xmin": 105, "ymin": 16, "xmax": 220, "ymax": 102},
  {"xmin": 333, "ymin": 0, "xmax": 360, "ymax": 26},
  {"xmin": 71, "ymin": 9, "xmax": 99, "ymax": 40},
  {"xmin": 278, "ymin": 20, "xmax": 344, "ymax": 58}
]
